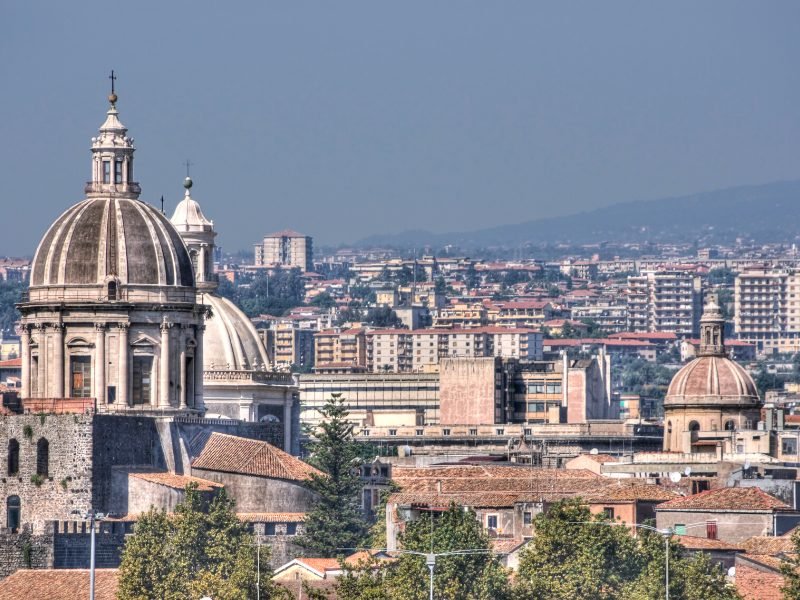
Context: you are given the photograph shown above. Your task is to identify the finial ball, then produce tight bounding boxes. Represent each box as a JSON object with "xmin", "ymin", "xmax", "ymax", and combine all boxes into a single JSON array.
[
  {"xmin": 108, "ymin": 92, "xmax": 118, "ymax": 105},
  {"xmin": 184, "ymin": 176, "xmax": 193, "ymax": 190}
]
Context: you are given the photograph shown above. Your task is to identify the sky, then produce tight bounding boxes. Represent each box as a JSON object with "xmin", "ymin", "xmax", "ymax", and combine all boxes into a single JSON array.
[{"xmin": 2, "ymin": 2, "xmax": 800, "ymax": 255}]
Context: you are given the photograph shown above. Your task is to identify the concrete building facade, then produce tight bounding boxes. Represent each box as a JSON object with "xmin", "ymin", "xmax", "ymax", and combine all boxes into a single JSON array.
[{"xmin": 254, "ymin": 230, "xmax": 313, "ymax": 272}]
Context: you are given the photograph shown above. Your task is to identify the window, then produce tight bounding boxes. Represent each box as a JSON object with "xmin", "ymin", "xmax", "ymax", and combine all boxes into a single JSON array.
[
  {"xmin": 706, "ymin": 521, "xmax": 718, "ymax": 540},
  {"xmin": 486, "ymin": 515, "xmax": 498, "ymax": 530},
  {"xmin": 389, "ymin": 429, "xmax": 397, "ymax": 436},
  {"xmin": 115, "ymin": 160, "xmax": 123, "ymax": 184},
  {"xmin": 362, "ymin": 429, "xmax": 370, "ymax": 437},
  {"xmin": 527, "ymin": 402, "xmax": 546, "ymax": 413},
  {"xmin": 131, "ymin": 356, "xmax": 153, "ymax": 405},
  {"xmin": 688, "ymin": 421, "xmax": 700, "ymax": 432},
  {"xmin": 287, "ymin": 523, "xmax": 297, "ymax": 536},
  {"xmin": 524, "ymin": 428, "xmax": 532, "ymax": 436},
  {"xmin": 495, "ymin": 428, "xmax": 504, "ymax": 435},
  {"xmin": 724, "ymin": 420, "xmax": 736, "ymax": 431},
  {"xmin": 546, "ymin": 382, "xmax": 562, "ymax": 395},
  {"xmin": 265, "ymin": 523, "xmax": 276, "ymax": 536},
  {"xmin": 469, "ymin": 428, "xmax": 478, "ymax": 436},
  {"xmin": 783, "ymin": 438, "xmax": 798, "ymax": 456},
  {"xmin": 442, "ymin": 429, "xmax": 451, "ymax": 436},
  {"xmin": 70, "ymin": 356, "xmax": 92, "ymax": 398},
  {"xmin": 602, "ymin": 507, "xmax": 615, "ymax": 520},
  {"xmin": 36, "ymin": 438, "xmax": 49, "ymax": 477},
  {"xmin": 674, "ymin": 524, "xmax": 686, "ymax": 535},
  {"xmin": 102, "ymin": 160, "xmax": 111, "ymax": 183},
  {"xmin": 523, "ymin": 512, "xmax": 532, "ymax": 526},
  {"xmin": 7, "ymin": 439, "xmax": 18, "ymax": 476},
  {"xmin": 6, "ymin": 496, "xmax": 20, "ymax": 532},
  {"xmin": 416, "ymin": 429, "xmax": 423, "ymax": 436},
  {"xmin": 107, "ymin": 281, "xmax": 117, "ymax": 300},
  {"xmin": 527, "ymin": 381, "xmax": 545, "ymax": 394}
]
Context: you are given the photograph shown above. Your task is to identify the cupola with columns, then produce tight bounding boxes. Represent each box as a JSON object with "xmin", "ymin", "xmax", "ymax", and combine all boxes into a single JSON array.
[
  {"xmin": 170, "ymin": 175, "xmax": 218, "ymax": 291},
  {"xmin": 18, "ymin": 76, "xmax": 206, "ymax": 414}
]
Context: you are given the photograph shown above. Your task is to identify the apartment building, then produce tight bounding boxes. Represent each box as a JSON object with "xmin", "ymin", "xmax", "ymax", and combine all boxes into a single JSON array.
[
  {"xmin": 432, "ymin": 302, "xmax": 488, "ymax": 329},
  {"xmin": 254, "ymin": 229, "xmax": 313, "ymax": 272},
  {"xmin": 570, "ymin": 304, "xmax": 628, "ymax": 335},
  {"xmin": 626, "ymin": 270, "xmax": 702, "ymax": 336},
  {"xmin": 486, "ymin": 300, "xmax": 554, "ymax": 328},
  {"xmin": 365, "ymin": 327, "xmax": 543, "ymax": 373},
  {"xmin": 314, "ymin": 328, "xmax": 367, "ymax": 369},
  {"xmin": 260, "ymin": 321, "xmax": 315, "ymax": 370},
  {"xmin": 734, "ymin": 267, "xmax": 800, "ymax": 354}
]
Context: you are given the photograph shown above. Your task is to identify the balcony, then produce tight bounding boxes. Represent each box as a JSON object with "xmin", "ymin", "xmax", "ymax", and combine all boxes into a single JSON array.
[{"xmin": 85, "ymin": 181, "xmax": 142, "ymax": 195}]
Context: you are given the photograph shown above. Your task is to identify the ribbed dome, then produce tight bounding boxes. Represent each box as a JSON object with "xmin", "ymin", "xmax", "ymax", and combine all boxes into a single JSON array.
[
  {"xmin": 203, "ymin": 294, "xmax": 270, "ymax": 370},
  {"xmin": 31, "ymin": 198, "xmax": 194, "ymax": 288},
  {"xmin": 665, "ymin": 355, "xmax": 759, "ymax": 407},
  {"xmin": 171, "ymin": 194, "xmax": 213, "ymax": 233}
]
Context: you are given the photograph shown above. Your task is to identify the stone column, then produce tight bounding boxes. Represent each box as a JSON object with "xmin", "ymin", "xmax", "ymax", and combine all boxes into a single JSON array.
[
  {"xmin": 118, "ymin": 323, "xmax": 129, "ymax": 407},
  {"xmin": 52, "ymin": 323, "xmax": 64, "ymax": 399},
  {"xmin": 94, "ymin": 324, "xmax": 106, "ymax": 404},
  {"xmin": 36, "ymin": 324, "xmax": 46, "ymax": 398},
  {"xmin": 160, "ymin": 320, "xmax": 171, "ymax": 408},
  {"xmin": 179, "ymin": 326, "xmax": 188, "ymax": 410},
  {"xmin": 283, "ymin": 396, "xmax": 293, "ymax": 453},
  {"xmin": 20, "ymin": 325, "xmax": 30, "ymax": 399},
  {"xmin": 198, "ymin": 244, "xmax": 206, "ymax": 284},
  {"xmin": 194, "ymin": 324, "xmax": 205, "ymax": 411}
]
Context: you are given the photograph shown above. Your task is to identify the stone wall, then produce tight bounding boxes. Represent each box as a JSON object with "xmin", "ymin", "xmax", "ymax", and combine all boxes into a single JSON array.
[
  {"xmin": 439, "ymin": 358, "xmax": 499, "ymax": 425},
  {"xmin": 52, "ymin": 520, "xmax": 128, "ymax": 569},
  {"xmin": 0, "ymin": 413, "xmax": 94, "ymax": 532},
  {"xmin": 0, "ymin": 525, "xmax": 53, "ymax": 579},
  {"xmin": 191, "ymin": 469, "xmax": 316, "ymax": 514},
  {"xmin": 252, "ymin": 522, "xmax": 305, "ymax": 568}
]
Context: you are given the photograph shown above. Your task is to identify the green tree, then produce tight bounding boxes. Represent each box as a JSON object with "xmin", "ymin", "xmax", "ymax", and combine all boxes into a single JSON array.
[
  {"xmin": 298, "ymin": 393, "xmax": 368, "ymax": 556},
  {"xmin": 0, "ymin": 280, "xmax": 25, "ymax": 336},
  {"xmin": 365, "ymin": 307, "xmax": 403, "ymax": 328},
  {"xmin": 384, "ymin": 503, "xmax": 511, "ymax": 600},
  {"xmin": 781, "ymin": 528, "xmax": 800, "ymax": 598},
  {"xmin": 514, "ymin": 499, "xmax": 642, "ymax": 600},
  {"xmin": 118, "ymin": 484, "xmax": 274, "ymax": 600},
  {"xmin": 310, "ymin": 292, "xmax": 337, "ymax": 309}
]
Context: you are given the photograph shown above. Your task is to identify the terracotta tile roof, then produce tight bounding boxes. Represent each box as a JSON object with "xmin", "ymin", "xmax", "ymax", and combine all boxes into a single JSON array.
[
  {"xmin": 739, "ymin": 553, "xmax": 788, "ymax": 573},
  {"xmin": 191, "ymin": 432, "xmax": 321, "ymax": 482},
  {"xmin": 655, "ymin": 487, "xmax": 790, "ymax": 512},
  {"xmin": 584, "ymin": 481, "xmax": 679, "ymax": 502},
  {"xmin": 583, "ymin": 453, "xmax": 617, "ymax": 464},
  {"xmin": 0, "ymin": 569, "xmax": 118, "ymax": 599},
  {"xmin": 735, "ymin": 562, "xmax": 785, "ymax": 600},
  {"xmin": 673, "ymin": 534, "xmax": 743, "ymax": 551},
  {"xmin": 128, "ymin": 471, "xmax": 222, "ymax": 492},
  {"xmin": 392, "ymin": 465, "xmax": 599, "ymax": 481},
  {"xmin": 344, "ymin": 550, "xmax": 398, "ymax": 566},
  {"xmin": 298, "ymin": 558, "xmax": 340, "ymax": 573},
  {"xmin": 238, "ymin": 512, "xmax": 306, "ymax": 523},
  {"xmin": 740, "ymin": 536, "xmax": 796, "ymax": 555},
  {"xmin": 0, "ymin": 358, "xmax": 21, "ymax": 367},
  {"xmin": 491, "ymin": 538, "xmax": 528, "ymax": 554},
  {"xmin": 388, "ymin": 491, "xmax": 574, "ymax": 508}
]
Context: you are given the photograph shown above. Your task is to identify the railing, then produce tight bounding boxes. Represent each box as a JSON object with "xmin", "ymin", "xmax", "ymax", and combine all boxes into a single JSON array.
[
  {"xmin": 84, "ymin": 181, "xmax": 141, "ymax": 195},
  {"xmin": 24, "ymin": 287, "xmax": 197, "ymax": 304},
  {"xmin": 204, "ymin": 369, "xmax": 295, "ymax": 385},
  {"xmin": 22, "ymin": 397, "xmax": 95, "ymax": 414}
]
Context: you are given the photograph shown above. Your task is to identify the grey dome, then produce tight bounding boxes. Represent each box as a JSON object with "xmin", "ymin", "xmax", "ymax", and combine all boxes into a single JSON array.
[
  {"xmin": 31, "ymin": 198, "xmax": 195, "ymax": 288},
  {"xmin": 203, "ymin": 294, "xmax": 270, "ymax": 370}
]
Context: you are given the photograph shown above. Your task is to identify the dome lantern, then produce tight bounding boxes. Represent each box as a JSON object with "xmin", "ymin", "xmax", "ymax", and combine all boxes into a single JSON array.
[{"xmin": 698, "ymin": 293, "xmax": 725, "ymax": 357}]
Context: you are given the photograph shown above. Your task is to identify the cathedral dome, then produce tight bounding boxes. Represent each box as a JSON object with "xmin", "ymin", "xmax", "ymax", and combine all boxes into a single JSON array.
[
  {"xmin": 170, "ymin": 177, "xmax": 214, "ymax": 234},
  {"xmin": 30, "ymin": 197, "xmax": 194, "ymax": 288},
  {"xmin": 203, "ymin": 294, "xmax": 270, "ymax": 371},
  {"xmin": 665, "ymin": 355, "xmax": 759, "ymax": 408}
]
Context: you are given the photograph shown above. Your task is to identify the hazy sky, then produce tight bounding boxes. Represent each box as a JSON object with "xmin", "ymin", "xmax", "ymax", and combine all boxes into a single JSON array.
[{"xmin": 2, "ymin": 2, "xmax": 800, "ymax": 255}]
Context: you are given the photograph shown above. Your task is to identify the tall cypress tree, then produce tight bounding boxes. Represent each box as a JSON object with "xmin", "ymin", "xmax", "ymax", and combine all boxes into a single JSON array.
[{"xmin": 298, "ymin": 393, "xmax": 368, "ymax": 556}]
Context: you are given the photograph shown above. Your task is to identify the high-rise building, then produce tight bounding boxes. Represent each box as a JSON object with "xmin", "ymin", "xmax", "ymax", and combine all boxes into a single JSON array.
[
  {"xmin": 626, "ymin": 270, "xmax": 702, "ymax": 336},
  {"xmin": 734, "ymin": 267, "xmax": 800, "ymax": 354},
  {"xmin": 254, "ymin": 230, "xmax": 313, "ymax": 272}
]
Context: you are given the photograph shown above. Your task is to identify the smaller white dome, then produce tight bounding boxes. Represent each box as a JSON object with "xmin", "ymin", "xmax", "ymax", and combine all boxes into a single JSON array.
[
  {"xmin": 171, "ymin": 189, "xmax": 213, "ymax": 233},
  {"xmin": 203, "ymin": 294, "xmax": 269, "ymax": 371}
]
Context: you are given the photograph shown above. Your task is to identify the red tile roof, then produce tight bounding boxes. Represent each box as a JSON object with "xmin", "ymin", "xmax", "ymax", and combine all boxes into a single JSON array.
[
  {"xmin": 0, "ymin": 358, "xmax": 21, "ymax": 367},
  {"xmin": 0, "ymin": 569, "xmax": 118, "ymax": 599},
  {"xmin": 656, "ymin": 487, "xmax": 790, "ymax": 512},
  {"xmin": 128, "ymin": 471, "xmax": 223, "ymax": 492},
  {"xmin": 740, "ymin": 535, "xmax": 796, "ymax": 555},
  {"xmin": 673, "ymin": 534, "xmax": 743, "ymax": 551},
  {"xmin": 192, "ymin": 432, "xmax": 321, "ymax": 482},
  {"xmin": 735, "ymin": 562, "xmax": 784, "ymax": 600}
]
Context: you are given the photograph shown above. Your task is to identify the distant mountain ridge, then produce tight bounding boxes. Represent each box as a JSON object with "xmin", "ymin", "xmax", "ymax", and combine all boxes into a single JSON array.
[{"xmin": 356, "ymin": 180, "xmax": 800, "ymax": 248}]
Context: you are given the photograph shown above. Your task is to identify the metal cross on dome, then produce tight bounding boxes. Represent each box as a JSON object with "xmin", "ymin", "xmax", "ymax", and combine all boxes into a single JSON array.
[{"xmin": 109, "ymin": 70, "xmax": 117, "ymax": 94}]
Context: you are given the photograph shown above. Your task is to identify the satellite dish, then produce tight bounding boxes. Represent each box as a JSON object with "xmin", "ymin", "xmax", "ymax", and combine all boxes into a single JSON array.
[
  {"xmin": 669, "ymin": 472, "xmax": 682, "ymax": 483},
  {"xmin": 727, "ymin": 567, "xmax": 736, "ymax": 578},
  {"xmin": 684, "ymin": 467, "xmax": 692, "ymax": 477},
  {"xmin": 590, "ymin": 448, "xmax": 599, "ymax": 455},
  {"xmin": 744, "ymin": 460, "xmax": 751, "ymax": 471}
]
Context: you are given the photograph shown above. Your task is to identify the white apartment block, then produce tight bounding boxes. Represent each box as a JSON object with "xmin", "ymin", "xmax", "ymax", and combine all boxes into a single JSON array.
[
  {"xmin": 735, "ymin": 268, "xmax": 800, "ymax": 354},
  {"xmin": 254, "ymin": 229, "xmax": 313, "ymax": 272},
  {"xmin": 626, "ymin": 270, "xmax": 702, "ymax": 336},
  {"xmin": 365, "ymin": 327, "xmax": 543, "ymax": 373}
]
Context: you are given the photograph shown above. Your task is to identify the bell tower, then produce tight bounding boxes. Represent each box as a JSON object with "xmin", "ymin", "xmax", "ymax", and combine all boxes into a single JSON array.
[{"xmin": 698, "ymin": 293, "xmax": 725, "ymax": 357}]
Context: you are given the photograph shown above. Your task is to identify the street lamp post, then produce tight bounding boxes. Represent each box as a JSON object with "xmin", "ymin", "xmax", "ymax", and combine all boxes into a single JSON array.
[{"xmin": 71, "ymin": 509, "xmax": 106, "ymax": 600}]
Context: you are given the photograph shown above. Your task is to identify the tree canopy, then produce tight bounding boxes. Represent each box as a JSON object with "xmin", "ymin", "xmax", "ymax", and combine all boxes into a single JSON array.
[
  {"xmin": 117, "ymin": 484, "xmax": 275, "ymax": 600},
  {"xmin": 298, "ymin": 393, "xmax": 369, "ymax": 557}
]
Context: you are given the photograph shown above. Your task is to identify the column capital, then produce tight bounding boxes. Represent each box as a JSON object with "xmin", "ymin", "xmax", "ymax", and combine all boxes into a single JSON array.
[
  {"xmin": 117, "ymin": 322, "xmax": 130, "ymax": 331},
  {"xmin": 94, "ymin": 322, "xmax": 107, "ymax": 332},
  {"xmin": 50, "ymin": 322, "xmax": 64, "ymax": 332},
  {"xmin": 160, "ymin": 320, "xmax": 173, "ymax": 332}
]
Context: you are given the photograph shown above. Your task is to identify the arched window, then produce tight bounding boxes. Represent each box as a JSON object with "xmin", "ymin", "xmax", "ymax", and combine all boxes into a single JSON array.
[
  {"xmin": 7, "ymin": 439, "xmax": 19, "ymax": 476},
  {"xmin": 107, "ymin": 281, "xmax": 117, "ymax": 300},
  {"xmin": 689, "ymin": 421, "xmax": 701, "ymax": 432},
  {"xmin": 6, "ymin": 496, "xmax": 20, "ymax": 532},
  {"xmin": 724, "ymin": 420, "xmax": 736, "ymax": 431},
  {"xmin": 36, "ymin": 438, "xmax": 49, "ymax": 478}
]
